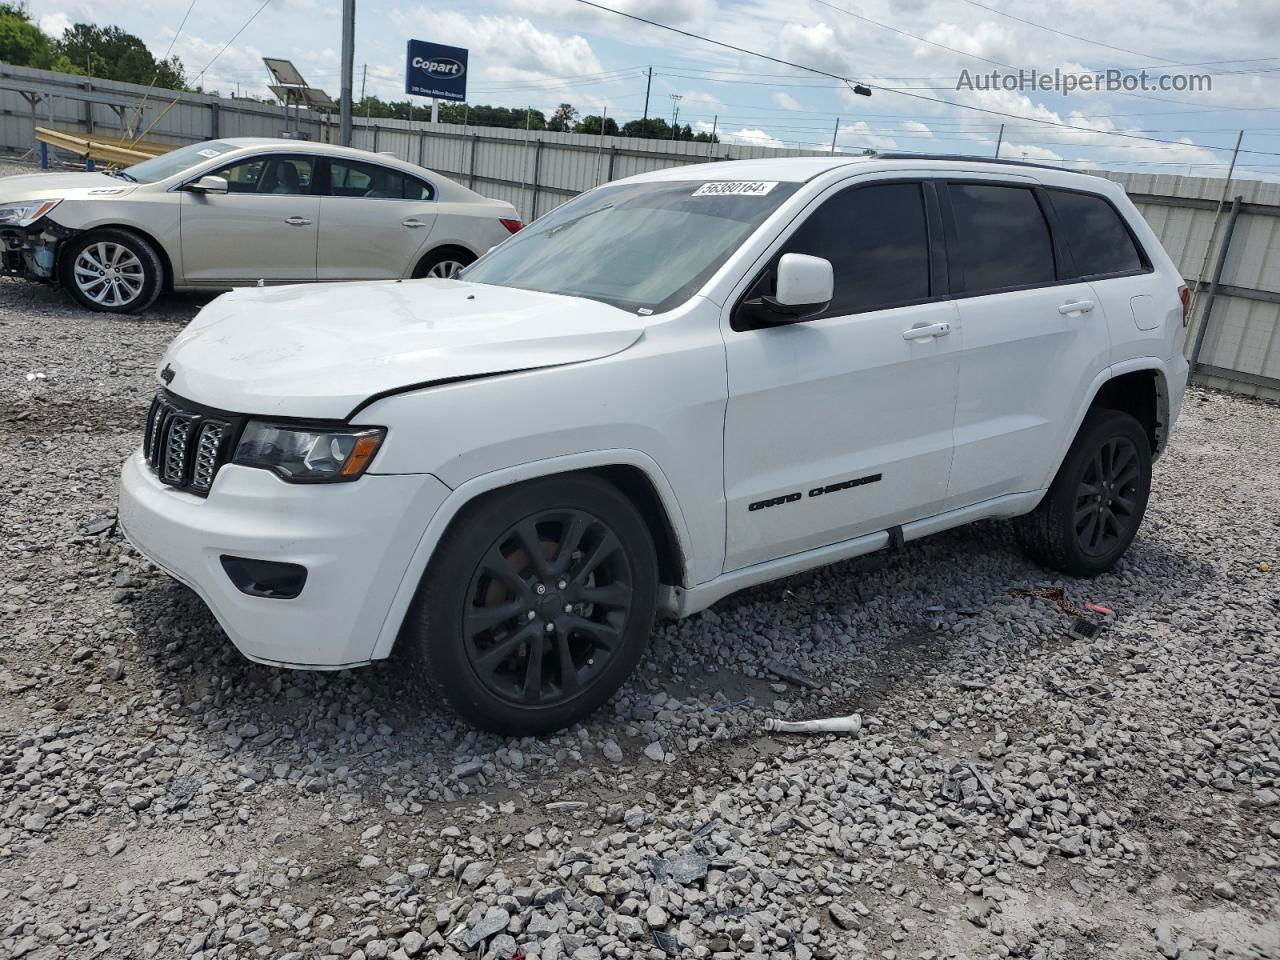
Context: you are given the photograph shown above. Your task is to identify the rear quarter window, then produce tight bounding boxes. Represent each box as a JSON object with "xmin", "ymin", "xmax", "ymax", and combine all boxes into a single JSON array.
[{"xmin": 1047, "ymin": 188, "xmax": 1146, "ymax": 277}]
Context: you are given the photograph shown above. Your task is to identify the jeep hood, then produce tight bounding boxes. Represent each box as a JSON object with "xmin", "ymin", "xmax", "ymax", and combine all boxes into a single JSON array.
[{"xmin": 159, "ymin": 280, "xmax": 646, "ymax": 420}]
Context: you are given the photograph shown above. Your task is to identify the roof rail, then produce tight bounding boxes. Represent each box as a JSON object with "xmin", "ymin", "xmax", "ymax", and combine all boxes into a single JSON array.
[{"xmin": 872, "ymin": 151, "xmax": 1067, "ymax": 172}]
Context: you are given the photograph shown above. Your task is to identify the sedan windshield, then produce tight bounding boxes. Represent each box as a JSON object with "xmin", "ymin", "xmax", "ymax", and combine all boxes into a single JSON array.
[
  {"xmin": 121, "ymin": 140, "xmax": 239, "ymax": 184},
  {"xmin": 462, "ymin": 179, "xmax": 801, "ymax": 313}
]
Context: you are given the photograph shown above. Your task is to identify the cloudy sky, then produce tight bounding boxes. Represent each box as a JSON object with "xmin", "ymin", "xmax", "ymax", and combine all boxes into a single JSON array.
[{"xmin": 26, "ymin": 0, "xmax": 1280, "ymax": 179}]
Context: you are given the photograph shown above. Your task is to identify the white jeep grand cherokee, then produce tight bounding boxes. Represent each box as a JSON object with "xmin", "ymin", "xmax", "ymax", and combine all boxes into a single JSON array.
[{"xmin": 118, "ymin": 154, "xmax": 1189, "ymax": 734}]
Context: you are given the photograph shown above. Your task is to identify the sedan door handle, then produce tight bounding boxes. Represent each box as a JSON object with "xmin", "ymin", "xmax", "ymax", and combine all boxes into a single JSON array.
[
  {"xmin": 402, "ymin": 218, "xmax": 426, "ymax": 228},
  {"xmin": 902, "ymin": 321, "xmax": 952, "ymax": 341},
  {"xmin": 284, "ymin": 216, "xmax": 313, "ymax": 226},
  {"xmin": 1058, "ymin": 299, "xmax": 1095, "ymax": 315}
]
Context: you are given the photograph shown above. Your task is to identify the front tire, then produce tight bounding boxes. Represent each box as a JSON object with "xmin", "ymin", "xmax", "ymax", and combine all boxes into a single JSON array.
[
  {"xmin": 61, "ymin": 228, "xmax": 164, "ymax": 313},
  {"xmin": 403, "ymin": 474, "xmax": 659, "ymax": 735},
  {"xmin": 1016, "ymin": 408, "xmax": 1152, "ymax": 577}
]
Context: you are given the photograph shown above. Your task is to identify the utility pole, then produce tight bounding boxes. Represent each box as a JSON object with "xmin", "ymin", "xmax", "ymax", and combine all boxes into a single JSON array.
[
  {"xmin": 830, "ymin": 117, "xmax": 840, "ymax": 155},
  {"xmin": 669, "ymin": 93, "xmax": 682, "ymax": 140},
  {"xmin": 339, "ymin": 0, "xmax": 355, "ymax": 145},
  {"xmin": 642, "ymin": 67, "xmax": 652, "ymax": 124},
  {"xmin": 711, "ymin": 115, "xmax": 717, "ymax": 140},
  {"xmin": 994, "ymin": 123, "xmax": 1003, "ymax": 158},
  {"xmin": 360, "ymin": 63, "xmax": 367, "ymax": 101}
]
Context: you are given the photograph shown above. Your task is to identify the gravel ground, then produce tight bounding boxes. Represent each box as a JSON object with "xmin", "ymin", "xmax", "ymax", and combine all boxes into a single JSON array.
[{"xmin": 1, "ymin": 166, "xmax": 1279, "ymax": 960}]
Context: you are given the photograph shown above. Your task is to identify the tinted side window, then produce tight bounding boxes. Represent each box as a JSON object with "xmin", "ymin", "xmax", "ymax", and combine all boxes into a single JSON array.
[
  {"xmin": 404, "ymin": 176, "xmax": 434, "ymax": 201},
  {"xmin": 214, "ymin": 156, "xmax": 313, "ymax": 195},
  {"xmin": 329, "ymin": 159, "xmax": 407, "ymax": 199},
  {"xmin": 948, "ymin": 184, "xmax": 1055, "ymax": 293},
  {"xmin": 782, "ymin": 182, "xmax": 931, "ymax": 315},
  {"xmin": 1048, "ymin": 189, "xmax": 1144, "ymax": 277}
]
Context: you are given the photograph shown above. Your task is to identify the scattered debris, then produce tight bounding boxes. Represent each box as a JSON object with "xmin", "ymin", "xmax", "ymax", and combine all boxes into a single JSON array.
[
  {"xmin": 707, "ymin": 697, "xmax": 752, "ymax": 713},
  {"xmin": 764, "ymin": 658, "xmax": 821, "ymax": 690},
  {"xmin": 651, "ymin": 930, "xmax": 680, "ymax": 956},
  {"xmin": 1067, "ymin": 617, "xmax": 1106, "ymax": 642},
  {"xmin": 967, "ymin": 762, "xmax": 1001, "ymax": 805},
  {"xmin": 1084, "ymin": 602, "xmax": 1116, "ymax": 617},
  {"xmin": 543, "ymin": 800, "xmax": 587, "ymax": 812},
  {"xmin": 764, "ymin": 713, "xmax": 862, "ymax": 734},
  {"xmin": 1012, "ymin": 586, "xmax": 1080, "ymax": 617},
  {"xmin": 646, "ymin": 852, "xmax": 714, "ymax": 884}
]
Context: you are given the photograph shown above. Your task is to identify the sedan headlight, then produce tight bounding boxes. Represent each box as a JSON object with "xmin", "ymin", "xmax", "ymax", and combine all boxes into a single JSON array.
[
  {"xmin": 233, "ymin": 422, "xmax": 385, "ymax": 483},
  {"xmin": 0, "ymin": 199, "xmax": 61, "ymax": 228}
]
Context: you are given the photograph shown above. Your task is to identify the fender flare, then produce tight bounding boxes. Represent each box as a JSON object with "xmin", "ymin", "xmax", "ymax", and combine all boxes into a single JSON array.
[
  {"xmin": 1044, "ymin": 357, "xmax": 1173, "ymax": 492},
  {"xmin": 368, "ymin": 448, "xmax": 696, "ymax": 661}
]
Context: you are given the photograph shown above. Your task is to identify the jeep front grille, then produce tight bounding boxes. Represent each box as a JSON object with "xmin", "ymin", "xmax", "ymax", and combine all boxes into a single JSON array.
[{"xmin": 143, "ymin": 391, "xmax": 242, "ymax": 495}]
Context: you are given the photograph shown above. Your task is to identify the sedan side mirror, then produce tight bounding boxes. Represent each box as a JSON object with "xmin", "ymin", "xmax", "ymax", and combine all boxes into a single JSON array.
[
  {"xmin": 743, "ymin": 253, "xmax": 834, "ymax": 326},
  {"xmin": 185, "ymin": 175, "xmax": 229, "ymax": 195}
]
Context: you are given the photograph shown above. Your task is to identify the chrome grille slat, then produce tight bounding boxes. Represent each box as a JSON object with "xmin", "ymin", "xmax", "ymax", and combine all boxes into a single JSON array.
[{"xmin": 143, "ymin": 391, "xmax": 239, "ymax": 496}]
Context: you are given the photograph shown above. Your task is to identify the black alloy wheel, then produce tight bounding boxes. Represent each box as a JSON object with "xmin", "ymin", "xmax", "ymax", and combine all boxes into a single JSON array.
[
  {"xmin": 1072, "ymin": 435, "xmax": 1142, "ymax": 558},
  {"xmin": 403, "ymin": 474, "xmax": 658, "ymax": 734},
  {"xmin": 1016, "ymin": 408, "xmax": 1152, "ymax": 577},
  {"xmin": 462, "ymin": 508, "xmax": 634, "ymax": 707}
]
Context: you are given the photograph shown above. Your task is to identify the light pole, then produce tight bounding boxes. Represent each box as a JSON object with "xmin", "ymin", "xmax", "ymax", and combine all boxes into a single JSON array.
[
  {"xmin": 339, "ymin": 0, "xmax": 355, "ymax": 145},
  {"xmin": 669, "ymin": 93, "xmax": 682, "ymax": 140}
]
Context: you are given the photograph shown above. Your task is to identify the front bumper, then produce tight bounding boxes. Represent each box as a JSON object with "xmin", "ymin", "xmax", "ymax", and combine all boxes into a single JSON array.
[
  {"xmin": 1, "ymin": 222, "xmax": 68, "ymax": 280},
  {"xmin": 117, "ymin": 450, "xmax": 450, "ymax": 668}
]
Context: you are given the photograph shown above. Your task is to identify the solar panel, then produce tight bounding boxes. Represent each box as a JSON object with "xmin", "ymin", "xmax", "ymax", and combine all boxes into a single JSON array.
[
  {"xmin": 302, "ymin": 87, "xmax": 336, "ymax": 109},
  {"xmin": 263, "ymin": 58, "xmax": 308, "ymax": 87}
]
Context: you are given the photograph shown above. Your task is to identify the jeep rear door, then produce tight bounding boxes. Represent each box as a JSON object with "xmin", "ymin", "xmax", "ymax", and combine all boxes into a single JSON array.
[
  {"xmin": 940, "ymin": 180, "xmax": 1112, "ymax": 508},
  {"xmin": 721, "ymin": 180, "xmax": 961, "ymax": 571}
]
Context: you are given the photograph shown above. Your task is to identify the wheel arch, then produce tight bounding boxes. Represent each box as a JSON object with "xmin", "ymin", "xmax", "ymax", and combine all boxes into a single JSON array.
[
  {"xmin": 1087, "ymin": 365, "xmax": 1170, "ymax": 461},
  {"xmin": 57, "ymin": 223, "xmax": 175, "ymax": 291},
  {"xmin": 411, "ymin": 242, "xmax": 479, "ymax": 278},
  {"xmin": 369, "ymin": 450, "xmax": 694, "ymax": 661}
]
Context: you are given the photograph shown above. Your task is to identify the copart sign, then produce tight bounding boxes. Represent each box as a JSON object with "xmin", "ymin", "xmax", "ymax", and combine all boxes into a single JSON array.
[{"xmin": 405, "ymin": 39, "xmax": 468, "ymax": 101}]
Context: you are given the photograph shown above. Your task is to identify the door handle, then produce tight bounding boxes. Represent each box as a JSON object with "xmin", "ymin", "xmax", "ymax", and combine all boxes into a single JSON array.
[
  {"xmin": 1058, "ymin": 299, "xmax": 1095, "ymax": 315},
  {"xmin": 284, "ymin": 216, "xmax": 313, "ymax": 226},
  {"xmin": 402, "ymin": 218, "xmax": 426, "ymax": 228},
  {"xmin": 902, "ymin": 321, "xmax": 951, "ymax": 341}
]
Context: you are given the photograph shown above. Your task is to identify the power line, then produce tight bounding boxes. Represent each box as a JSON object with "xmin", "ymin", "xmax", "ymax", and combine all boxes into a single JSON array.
[{"xmin": 570, "ymin": 0, "xmax": 871, "ymax": 95}]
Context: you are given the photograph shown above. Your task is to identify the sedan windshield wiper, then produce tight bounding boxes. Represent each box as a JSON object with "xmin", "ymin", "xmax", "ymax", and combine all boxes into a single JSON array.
[{"xmin": 106, "ymin": 168, "xmax": 138, "ymax": 182}]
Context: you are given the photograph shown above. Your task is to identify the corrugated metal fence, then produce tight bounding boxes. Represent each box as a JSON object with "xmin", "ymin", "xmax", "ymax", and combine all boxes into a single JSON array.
[{"xmin": 3, "ymin": 62, "xmax": 1279, "ymax": 399}]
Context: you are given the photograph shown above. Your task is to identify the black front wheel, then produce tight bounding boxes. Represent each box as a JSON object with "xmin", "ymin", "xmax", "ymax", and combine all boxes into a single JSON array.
[
  {"xmin": 1016, "ymin": 408, "xmax": 1152, "ymax": 576},
  {"xmin": 403, "ymin": 474, "xmax": 658, "ymax": 734}
]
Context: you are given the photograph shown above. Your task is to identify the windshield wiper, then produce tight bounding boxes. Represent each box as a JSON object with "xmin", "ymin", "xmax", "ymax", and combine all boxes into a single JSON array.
[{"xmin": 106, "ymin": 169, "xmax": 138, "ymax": 182}]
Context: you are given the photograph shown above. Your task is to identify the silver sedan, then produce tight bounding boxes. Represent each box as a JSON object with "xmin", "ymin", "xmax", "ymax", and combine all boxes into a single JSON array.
[{"xmin": 0, "ymin": 138, "xmax": 523, "ymax": 312}]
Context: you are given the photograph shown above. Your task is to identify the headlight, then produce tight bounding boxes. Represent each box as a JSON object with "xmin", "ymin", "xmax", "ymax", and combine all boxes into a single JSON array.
[
  {"xmin": 233, "ymin": 422, "xmax": 385, "ymax": 483},
  {"xmin": 0, "ymin": 199, "xmax": 61, "ymax": 228}
]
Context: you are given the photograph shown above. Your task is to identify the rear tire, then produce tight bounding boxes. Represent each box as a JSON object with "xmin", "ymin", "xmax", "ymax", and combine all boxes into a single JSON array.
[
  {"xmin": 402, "ymin": 474, "xmax": 658, "ymax": 735},
  {"xmin": 412, "ymin": 248, "xmax": 475, "ymax": 280},
  {"xmin": 1016, "ymin": 408, "xmax": 1152, "ymax": 577},
  {"xmin": 61, "ymin": 228, "xmax": 164, "ymax": 314}
]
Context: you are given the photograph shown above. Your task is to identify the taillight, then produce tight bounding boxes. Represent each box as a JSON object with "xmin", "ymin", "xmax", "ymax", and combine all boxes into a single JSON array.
[
  {"xmin": 499, "ymin": 217, "xmax": 523, "ymax": 234},
  {"xmin": 1178, "ymin": 284, "xmax": 1191, "ymax": 325}
]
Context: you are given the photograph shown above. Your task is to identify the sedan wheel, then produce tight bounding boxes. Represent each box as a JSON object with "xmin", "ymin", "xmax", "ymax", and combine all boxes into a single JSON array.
[
  {"xmin": 74, "ymin": 241, "xmax": 146, "ymax": 308},
  {"xmin": 425, "ymin": 258, "xmax": 466, "ymax": 279},
  {"xmin": 61, "ymin": 229, "xmax": 164, "ymax": 314}
]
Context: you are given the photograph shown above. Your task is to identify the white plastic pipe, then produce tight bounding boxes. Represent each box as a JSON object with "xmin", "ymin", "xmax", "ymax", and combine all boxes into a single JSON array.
[{"xmin": 764, "ymin": 713, "xmax": 862, "ymax": 734}]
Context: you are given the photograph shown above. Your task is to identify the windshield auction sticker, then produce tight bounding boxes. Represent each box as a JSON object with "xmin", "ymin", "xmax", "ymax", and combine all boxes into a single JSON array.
[{"xmin": 692, "ymin": 181, "xmax": 779, "ymax": 197}]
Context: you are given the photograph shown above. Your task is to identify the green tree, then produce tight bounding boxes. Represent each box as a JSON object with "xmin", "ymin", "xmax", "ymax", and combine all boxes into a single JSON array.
[
  {"xmin": 0, "ymin": 3, "xmax": 58, "ymax": 69},
  {"xmin": 57, "ymin": 23, "xmax": 185, "ymax": 88},
  {"xmin": 575, "ymin": 114, "xmax": 618, "ymax": 136},
  {"xmin": 547, "ymin": 102, "xmax": 578, "ymax": 132}
]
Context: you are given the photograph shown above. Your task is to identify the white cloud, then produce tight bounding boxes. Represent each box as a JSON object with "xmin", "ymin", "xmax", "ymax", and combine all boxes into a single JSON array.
[
  {"xmin": 39, "ymin": 12, "xmax": 71, "ymax": 37},
  {"xmin": 903, "ymin": 120, "xmax": 932, "ymax": 138},
  {"xmin": 389, "ymin": 9, "xmax": 604, "ymax": 81},
  {"xmin": 773, "ymin": 92, "xmax": 803, "ymax": 111},
  {"xmin": 779, "ymin": 22, "xmax": 850, "ymax": 77},
  {"xmin": 840, "ymin": 120, "xmax": 897, "ymax": 150},
  {"xmin": 724, "ymin": 127, "xmax": 784, "ymax": 148}
]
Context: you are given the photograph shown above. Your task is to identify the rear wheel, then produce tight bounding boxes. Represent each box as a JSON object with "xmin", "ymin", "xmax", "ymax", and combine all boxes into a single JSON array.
[
  {"xmin": 61, "ymin": 228, "xmax": 163, "ymax": 313},
  {"xmin": 1016, "ymin": 408, "xmax": 1152, "ymax": 576},
  {"xmin": 412, "ymin": 248, "xmax": 475, "ymax": 279},
  {"xmin": 403, "ymin": 475, "xmax": 658, "ymax": 734}
]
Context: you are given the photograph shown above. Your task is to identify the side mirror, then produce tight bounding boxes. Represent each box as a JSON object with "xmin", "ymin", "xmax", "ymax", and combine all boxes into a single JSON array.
[
  {"xmin": 185, "ymin": 175, "xmax": 228, "ymax": 195},
  {"xmin": 743, "ymin": 253, "xmax": 834, "ymax": 326}
]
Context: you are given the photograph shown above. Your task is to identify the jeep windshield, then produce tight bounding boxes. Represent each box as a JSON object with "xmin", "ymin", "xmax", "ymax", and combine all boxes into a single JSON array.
[
  {"xmin": 461, "ymin": 179, "xmax": 801, "ymax": 313},
  {"xmin": 120, "ymin": 141, "xmax": 239, "ymax": 184}
]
